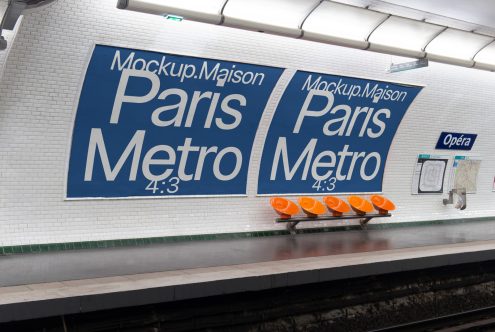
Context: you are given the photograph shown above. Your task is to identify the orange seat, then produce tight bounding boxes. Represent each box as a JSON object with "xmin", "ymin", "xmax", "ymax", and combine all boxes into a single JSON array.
[
  {"xmin": 347, "ymin": 196, "xmax": 373, "ymax": 215},
  {"xmin": 323, "ymin": 196, "xmax": 350, "ymax": 217},
  {"xmin": 270, "ymin": 197, "xmax": 299, "ymax": 219},
  {"xmin": 370, "ymin": 195, "xmax": 396, "ymax": 215},
  {"xmin": 298, "ymin": 197, "xmax": 326, "ymax": 217}
]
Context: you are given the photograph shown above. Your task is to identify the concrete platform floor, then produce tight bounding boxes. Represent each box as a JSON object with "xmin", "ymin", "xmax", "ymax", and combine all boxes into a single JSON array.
[
  {"xmin": 1, "ymin": 218, "xmax": 495, "ymax": 287},
  {"xmin": 3, "ymin": 219, "xmax": 495, "ymax": 322},
  {"xmin": 3, "ymin": 240, "xmax": 495, "ymax": 323}
]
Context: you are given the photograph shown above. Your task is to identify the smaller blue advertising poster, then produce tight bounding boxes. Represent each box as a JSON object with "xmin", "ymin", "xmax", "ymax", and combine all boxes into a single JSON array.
[
  {"xmin": 67, "ymin": 45, "xmax": 283, "ymax": 198},
  {"xmin": 258, "ymin": 71, "xmax": 423, "ymax": 195}
]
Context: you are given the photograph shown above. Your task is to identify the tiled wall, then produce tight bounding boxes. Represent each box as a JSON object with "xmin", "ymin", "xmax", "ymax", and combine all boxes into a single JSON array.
[{"xmin": 1, "ymin": 0, "xmax": 495, "ymax": 246}]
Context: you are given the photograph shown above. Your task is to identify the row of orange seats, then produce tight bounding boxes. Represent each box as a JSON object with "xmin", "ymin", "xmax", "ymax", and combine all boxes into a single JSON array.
[{"xmin": 270, "ymin": 195, "xmax": 396, "ymax": 219}]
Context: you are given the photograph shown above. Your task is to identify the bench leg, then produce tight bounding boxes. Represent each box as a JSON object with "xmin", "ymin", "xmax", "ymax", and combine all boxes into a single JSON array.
[
  {"xmin": 287, "ymin": 221, "xmax": 300, "ymax": 235},
  {"xmin": 360, "ymin": 217, "xmax": 372, "ymax": 230}
]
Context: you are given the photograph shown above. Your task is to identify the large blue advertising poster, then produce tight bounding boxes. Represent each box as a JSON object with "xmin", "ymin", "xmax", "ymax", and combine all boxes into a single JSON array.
[
  {"xmin": 67, "ymin": 45, "xmax": 283, "ymax": 198},
  {"xmin": 258, "ymin": 71, "xmax": 422, "ymax": 195}
]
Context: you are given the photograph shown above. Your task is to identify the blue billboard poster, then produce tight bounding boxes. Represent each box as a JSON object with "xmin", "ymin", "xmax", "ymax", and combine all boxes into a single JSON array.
[
  {"xmin": 67, "ymin": 45, "xmax": 283, "ymax": 198},
  {"xmin": 258, "ymin": 71, "xmax": 423, "ymax": 195}
]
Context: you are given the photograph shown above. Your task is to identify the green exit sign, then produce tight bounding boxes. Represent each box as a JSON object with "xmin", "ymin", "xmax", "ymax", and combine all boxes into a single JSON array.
[{"xmin": 164, "ymin": 14, "xmax": 183, "ymax": 22}]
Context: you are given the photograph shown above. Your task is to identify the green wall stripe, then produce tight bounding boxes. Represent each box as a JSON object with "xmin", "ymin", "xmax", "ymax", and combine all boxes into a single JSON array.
[{"xmin": 1, "ymin": 216, "xmax": 493, "ymax": 255}]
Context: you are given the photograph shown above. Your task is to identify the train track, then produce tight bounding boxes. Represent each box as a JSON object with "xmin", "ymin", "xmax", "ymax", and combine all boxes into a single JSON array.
[{"xmin": 371, "ymin": 306, "xmax": 495, "ymax": 332}]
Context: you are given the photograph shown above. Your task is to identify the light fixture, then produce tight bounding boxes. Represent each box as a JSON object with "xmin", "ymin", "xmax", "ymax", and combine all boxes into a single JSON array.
[
  {"xmin": 473, "ymin": 41, "xmax": 495, "ymax": 71},
  {"xmin": 302, "ymin": 1, "xmax": 388, "ymax": 49},
  {"xmin": 425, "ymin": 28, "xmax": 494, "ymax": 67},
  {"xmin": 367, "ymin": 1, "xmax": 425, "ymax": 22},
  {"xmin": 116, "ymin": 0, "xmax": 495, "ymax": 73},
  {"xmin": 368, "ymin": 16, "xmax": 445, "ymax": 58},
  {"xmin": 222, "ymin": 0, "xmax": 321, "ymax": 37},
  {"xmin": 116, "ymin": 0, "xmax": 228, "ymax": 24}
]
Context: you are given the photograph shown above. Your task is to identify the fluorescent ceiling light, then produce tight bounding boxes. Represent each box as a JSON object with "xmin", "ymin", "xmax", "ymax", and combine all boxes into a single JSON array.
[
  {"xmin": 367, "ymin": 2, "xmax": 426, "ymax": 22},
  {"xmin": 425, "ymin": 28, "xmax": 494, "ymax": 67},
  {"xmin": 117, "ymin": 0, "xmax": 227, "ymax": 24},
  {"xmin": 302, "ymin": 1, "xmax": 388, "ymax": 49},
  {"xmin": 368, "ymin": 16, "xmax": 444, "ymax": 58},
  {"xmin": 473, "ymin": 41, "xmax": 495, "ymax": 71},
  {"xmin": 117, "ymin": 0, "xmax": 495, "ymax": 72},
  {"xmin": 223, "ymin": 0, "xmax": 321, "ymax": 37}
]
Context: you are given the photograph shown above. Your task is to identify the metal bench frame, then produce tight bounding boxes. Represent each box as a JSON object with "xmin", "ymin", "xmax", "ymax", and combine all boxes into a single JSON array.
[{"xmin": 276, "ymin": 213, "xmax": 392, "ymax": 234}]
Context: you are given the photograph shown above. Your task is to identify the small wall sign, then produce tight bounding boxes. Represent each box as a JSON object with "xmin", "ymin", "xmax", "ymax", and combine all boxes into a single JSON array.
[{"xmin": 435, "ymin": 132, "xmax": 477, "ymax": 151}]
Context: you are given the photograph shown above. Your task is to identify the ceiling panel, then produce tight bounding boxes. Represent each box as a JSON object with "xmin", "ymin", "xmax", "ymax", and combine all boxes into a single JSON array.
[
  {"xmin": 121, "ymin": 0, "xmax": 227, "ymax": 24},
  {"xmin": 426, "ymin": 28, "xmax": 494, "ymax": 67},
  {"xmin": 368, "ymin": 16, "xmax": 444, "ymax": 58},
  {"xmin": 302, "ymin": 1, "xmax": 388, "ymax": 49},
  {"xmin": 474, "ymin": 41, "xmax": 495, "ymax": 71},
  {"xmin": 334, "ymin": 0, "xmax": 495, "ymax": 37},
  {"xmin": 384, "ymin": 0, "xmax": 495, "ymax": 29},
  {"xmin": 223, "ymin": 0, "xmax": 320, "ymax": 37}
]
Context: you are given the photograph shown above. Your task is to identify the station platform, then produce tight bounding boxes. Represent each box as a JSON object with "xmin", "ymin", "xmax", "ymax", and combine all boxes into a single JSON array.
[{"xmin": 2, "ymin": 218, "xmax": 495, "ymax": 323}]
